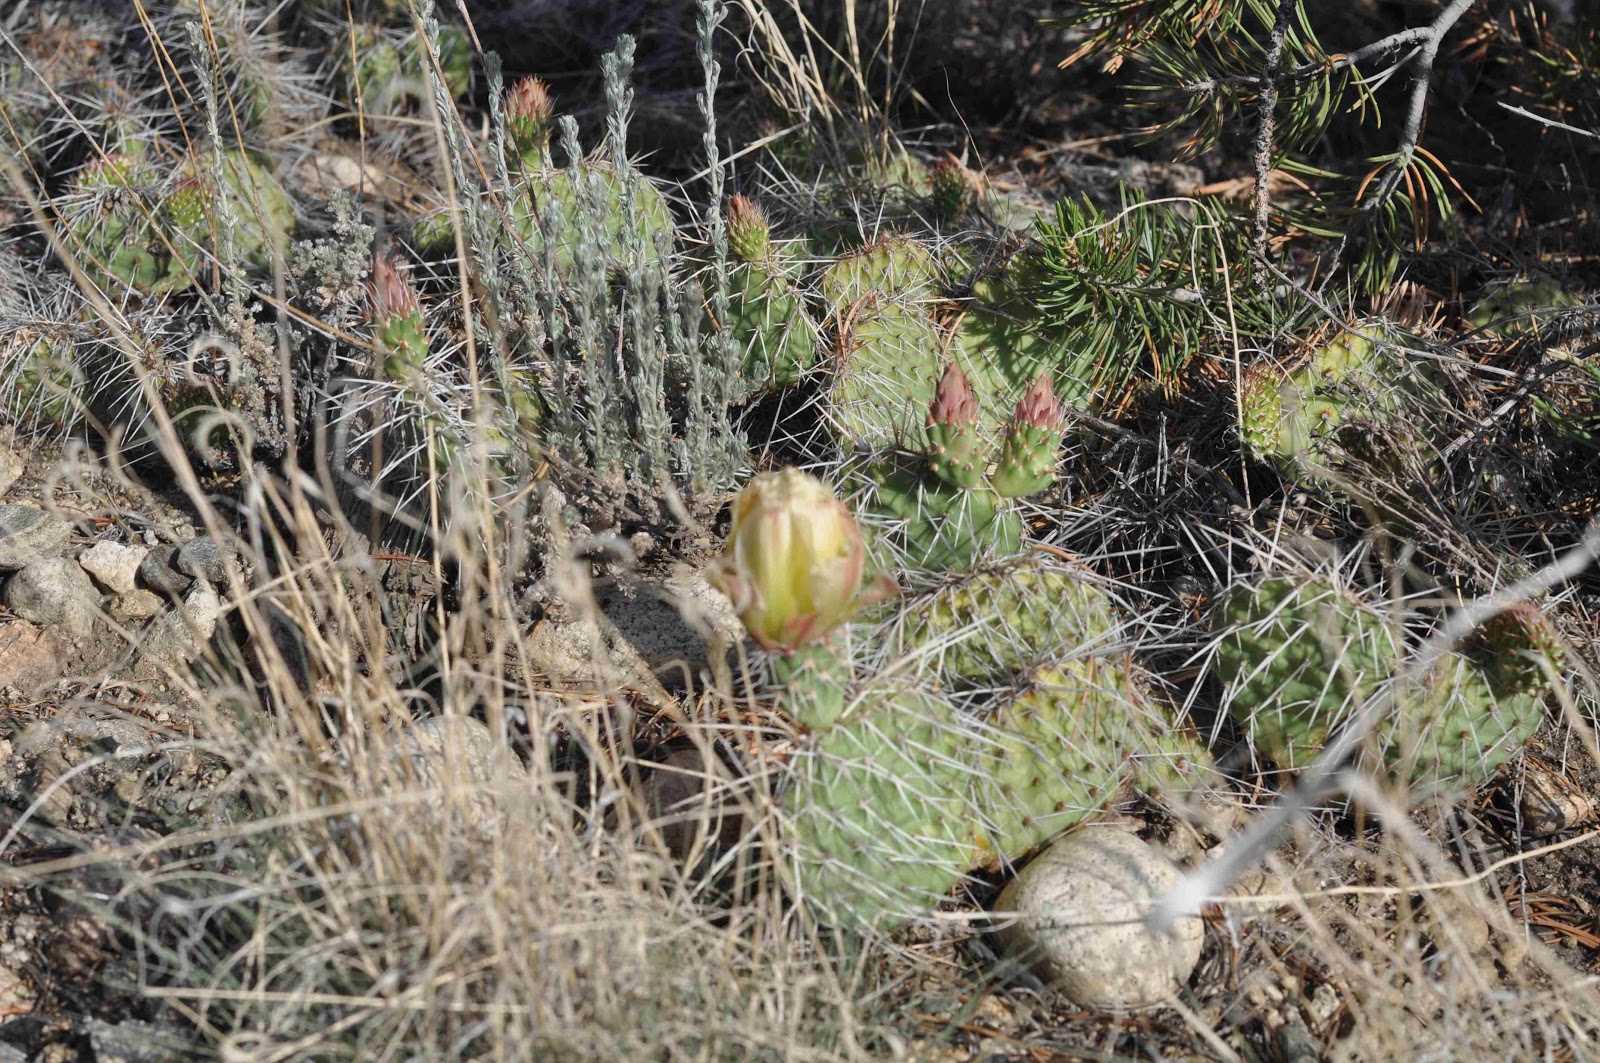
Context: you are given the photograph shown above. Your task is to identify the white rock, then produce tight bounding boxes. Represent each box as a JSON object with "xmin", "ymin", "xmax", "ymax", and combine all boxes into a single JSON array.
[
  {"xmin": 79, "ymin": 541, "xmax": 149, "ymax": 595},
  {"xmin": 3, "ymin": 556, "xmax": 100, "ymax": 638},
  {"xmin": 993, "ymin": 826, "xmax": 1204, "ymax": 1011}
]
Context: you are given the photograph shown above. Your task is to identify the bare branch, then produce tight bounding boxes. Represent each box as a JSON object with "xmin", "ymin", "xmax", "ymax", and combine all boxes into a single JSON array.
[{"xmin": 1250, "ymin": 0, "xmax": 1296, "ymax": 290}]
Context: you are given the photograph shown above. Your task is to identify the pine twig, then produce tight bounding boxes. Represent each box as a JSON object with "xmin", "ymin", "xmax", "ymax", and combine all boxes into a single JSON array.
[{"xmin": 1250, "ymin": 0, "xmax": 1296, "ymax": 291}]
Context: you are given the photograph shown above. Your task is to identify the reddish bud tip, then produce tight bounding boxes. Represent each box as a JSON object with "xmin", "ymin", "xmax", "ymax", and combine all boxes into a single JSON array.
[
  {"xmin": 1012, "ymin": 373, "xmax": 1061, "ymax": 431},
  {"xmin": 368, "ymin": 256, "xmax": 419, "ymax": 321},
  {"xmin": 928, "ymin": 362, "xmax": 979, "ymax": 427},
  {"xmin": 506, "ymin": 76, "xmax": 553, "ymax": 123}
]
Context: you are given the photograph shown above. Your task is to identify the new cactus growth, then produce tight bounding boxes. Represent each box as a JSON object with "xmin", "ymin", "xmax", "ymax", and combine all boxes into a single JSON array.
[
  {"xmin": 923, "ymin": 362, "xmax": 990, "ymax": 489},
  {"xmin": 1468, "ymin": 601, "xmax": 1562, "ymax": 699},
  {"xmin": 1237, "ymin": 363, "xmax": 1284, "ymax": 460},
  {"xmin": 929, "ymin": 155, "xmax": 969, "ymax": 219},
  {"xmin": 727, "ymin": 194, "xmax": 772, "ymax": 265},
  {"xmin": 1214, "ymin": 577, "xmax": 1400, "ymax": 771},
  {"xmin": 990, "ymin": 373, "xmax": 1063, "ymax": 498},
  {"xmin": 895, "ymin": 556, "xmax": 1119, "ymax": 686},
  {"xmin": 505, "ymin": 76, "xmax": 554, "ymax": 170}
]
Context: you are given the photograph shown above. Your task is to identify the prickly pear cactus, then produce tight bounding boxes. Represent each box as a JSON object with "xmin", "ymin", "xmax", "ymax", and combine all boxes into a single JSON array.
[
  {"xmin": 862, "ymin": 456, "xmax": 1022, "ymax": 572},
  {"xmin": 783, "ymin": 683, "xmax": 981, "ymax": 927},
  {"xmin": 1469, "ymin": 601, "xmax": 1563, "ymax": 700},
  {"xmin": 721, "ymin": 197, "xmax": 816, "ymax": 392},
  {"xmin": 1214, "ymin": 577, "xmax": 1400, "ymax": 771},
  {"xmin": 894, "ymin": 556, "xmax": 1120, "ymax": 686},
  {"xmin": 827, "ymin": 304, "xmax": 944, "ymax": 447},
  {"xmin": 820, "ymin": 238, "xmax": 939, "ymax": 312},
  {"xmin": 3, "ymin": 329, "xmax": 82, "ymax": 428},
  {"xmin": 1376, "ymin": 653, "xmax": 1543, "ymax": 792},
  {"xmin": 1469, "ymin": 275, "xmax": 1579, "ymax": 338},
  {"xmin": 975, "ymin": 657, "xmax": 1203, "ymax": 865}
]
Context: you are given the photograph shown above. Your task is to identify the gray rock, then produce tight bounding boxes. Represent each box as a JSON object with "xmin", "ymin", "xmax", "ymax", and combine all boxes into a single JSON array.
[
  {"xmin": 174, "ymin": 536, "xmax": 238, "ymax": 583},
  {"xmin": 993, "ymin": 826, "xmax": 1205, "ymax": 1012},
  {"xmin": 0, "ymin": 504, "xmax": 71, "ymax": 572},
  {"xmin": 137, "ymin": 544, "xmax": 192, "ymax": 598},
  {"xmin": 132, "ymin": 580, "xmax": 221, "ymax": 676},
  {"xmin": 85, "ymin": 1018, "xmax": 196, "ymax": 1063},
  {"xmin": 399, "ymin": 716, "xmax": 527, "ymax": 832},
  {"xmin": 594, "ymin": 569, "xmax": 743, "ymax": 685},
  {"xmin": 111, "ymin": 588, "xmax": 165, "ymax": 623},
  {"xmin": 3, "ymin": 557, "xmax": 100, "ymax": 638},
  {"xmin": 0, "ymin": 448, "xmax": 21, "ymax": 499},
  {"xmin": 79, "ymin": 540, "xmax": 149, "ymax": 595}
]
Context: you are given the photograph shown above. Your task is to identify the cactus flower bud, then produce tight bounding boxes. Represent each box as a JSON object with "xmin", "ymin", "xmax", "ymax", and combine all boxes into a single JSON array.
[
  {"xmin": 708, "ymin": 469, "xmax": 888, "ymax": 652},
  {"xmin": 506, "ymin": 76, "xmax": 554, "ymax": 168},
  {"xmin": 1468, "ymin": 601, "xmax": 1563, "ymax": 700},
  {"xmin": 930, "ymin": 154, "xmax": 969, "ymax": 218},
  {"xmin": 924, "ymin": 362, "xmax": 989, "ymax": 489},
  {"xmin": 368, "ymin": 255, "xmax": 428, "ymax": 382},
  {"xmin": 727, "ymin": 194, "xmax": 772, "ymax": 264},
  {"xmin": 990, "ymin": 373, "xmax": 1062, "ymax": 498}
]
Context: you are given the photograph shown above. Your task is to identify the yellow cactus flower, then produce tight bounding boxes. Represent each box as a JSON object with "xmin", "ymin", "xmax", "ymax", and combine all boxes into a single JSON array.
[{"xmin": 708, "ymin": 469, "xmax": 886, "ymax": 651}]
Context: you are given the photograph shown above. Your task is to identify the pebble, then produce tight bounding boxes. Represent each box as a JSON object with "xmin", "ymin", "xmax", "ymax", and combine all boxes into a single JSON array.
[
  {"xmin": 1517, "ymin": 757, "xmax": 1596, "ymax": 838},
  {"xmin": 3, "ymin": 556, "xmax": 100, "ymax": 638},
  {"xmin": 174, "ymin": 536, "xmax": 238, "ymax": 583},
  {"xmin": 0, "ymin": 621, "xmax": 64, "ymax": 691},
  {"xmin": 0, "ymin": 504, "xmax": 71, "ymax": 571},
  {"xmin": 79, "ymin": 540, "xmax": 149, "ymax": 595},
  {"xmin": 137, "ymin": 544, "xmax": 192, "ymax": 599},
  {"xmin": 111, "ymin": 589, "xmax": 165, "ymax": 623},
  {"xmin": 993, "ymin": 826, "xmax": 1205, "ymax": 1012},
  {"xmin": 132, "ymin": 580, "xmax": 221, "ymax": 676}
]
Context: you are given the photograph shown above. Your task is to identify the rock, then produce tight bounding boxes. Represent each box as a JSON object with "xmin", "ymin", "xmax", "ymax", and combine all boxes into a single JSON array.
[
  {"xmin": 635, "ymin": 745, "xmax": 746, "ymax": 860},
  {"xmin": 132, "ymin": 580, "xmax": 221, "ymax": 676},
  {"xmin": 111, "ymin": 589, "xmax": 164, "ymax": 623},
  {"xmin": 0, "ymin": 958, "xmax": 31, "ymax": 1017},
  {"xmin": 398, "ymin": 716, "xmax": 527, "ymax": 832},
  {"xmin": 1516, "ymin": 757, "xmax": 1596, "ymax": 838},
  {"xmin": 0, "ymin": 622, "xmax": 65, "ymax": 691},
  {"xmin": 0, "ymin": 505, "xmax": 71, "ymax": 572},
  {"xmin": 993, "ymin": 826, "xmax": 1205, "ymax": 1011},
  {"xmin": 78, "ymin": 541, "xmax": 149, "ymax": 595},
  {"xmin": 137, "ymin": 544, "xmax": 192, "ymax": 599},
  {"xmin": 2, "ymin": 557, "xmax": 100, "ymax": 638},
  {"xmin": 0, "ymin": 448, "xmax": 20, "ymax": 499},
  {"xmin": 594, "ymin": 569, "xmax": 744, "ymax": 685},
  {"xmin": 174, "ymin": 536, "xmax": 238, "ymax": 584},
  {"xmin": 85, "ymin": 1018, "xmax": 195, "ymax": 1063}
]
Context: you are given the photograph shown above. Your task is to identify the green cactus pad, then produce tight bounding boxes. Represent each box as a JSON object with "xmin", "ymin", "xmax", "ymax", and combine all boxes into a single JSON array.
[
  {"xmin": 975, "ymin": 658, "xmax": 1151, "ymax": 864},
  {"xmin": 863, "ymin": 457, "xmax": 1023, "ymax": 573},
  {"xmin": 3, "ymin": 330, "xmax": 82, "ymax": 427},
  {"xmin": 784, "ymin": 684, "xmax": 981, "ymax": 926},
  {"xmin": 1469, "ymin": 276, "xmax": 1579, "ymax": 337},
  {"xmin": 508, "ymin": 163, "xmax": 675, "ymax": 273},
  {"xmin": 726, "ymin": 262, "xmax": 817, "ymax": 393},
  {"xmin": 820, "ymin": 238, "xmax": 938, "ymax": 313},
  {"xmin": 1377, "ymin": 653, "xmax": 1543, "ymax": 792},
  {"xmin": 1214, "ymin": 577, "xmax": 1400, "ymax": 771},
  {"xmin": 827, "ymin": 304, "xmax": 943, "ymax": 447},
  {"xmin": 895, "ymin": 557, "xmax": 1120, "ymax": 686}
]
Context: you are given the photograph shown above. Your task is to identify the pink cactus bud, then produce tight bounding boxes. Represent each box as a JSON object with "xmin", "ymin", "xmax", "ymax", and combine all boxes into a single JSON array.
[
  {"xmin": 1012, "ymin": 373, "xmax": 1062, "ymax": 431},
  {"xmin": 368, "ymin": 256, "xmax": 419, "ymax": 322},
  {"xmin": 506, "ymin": 76, "xmax": 553, "ymax": 124},
  {"xmin": 928, "ymin": 362, "xmax": 979, "ymax": 428},
  {"xmin": 726, "ymin": 194, "xmax": 772, "ymax": 263}
]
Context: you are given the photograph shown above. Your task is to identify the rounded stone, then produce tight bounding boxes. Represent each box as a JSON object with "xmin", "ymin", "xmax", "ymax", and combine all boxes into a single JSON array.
[
  {"xmin": 2, "ymin": 557, "xmax": 100, "ymax": 638},
  {"xmin": 137, "ymin": 544, "xmax": 192, "ymax": 599},
  {"xmin": 174, "ymin": 536, "xmax": 238, "ymax": 583},
  {"xmin": 79, "ymin": 540, "xmax": 149, "ymax": 595},
  {"xmin": 993, "ymin": 826, "xmax": 1204, "ymax": 1011},
  {"xmin": 0, "ymin": 504, "xmax": 71, "ymax": 572}
]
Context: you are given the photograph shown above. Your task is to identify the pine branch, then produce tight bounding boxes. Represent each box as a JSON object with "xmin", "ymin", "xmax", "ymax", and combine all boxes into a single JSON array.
[{"xmin": 1250, "ymin": 0, "xmax": 1295, "ymax": 291}]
